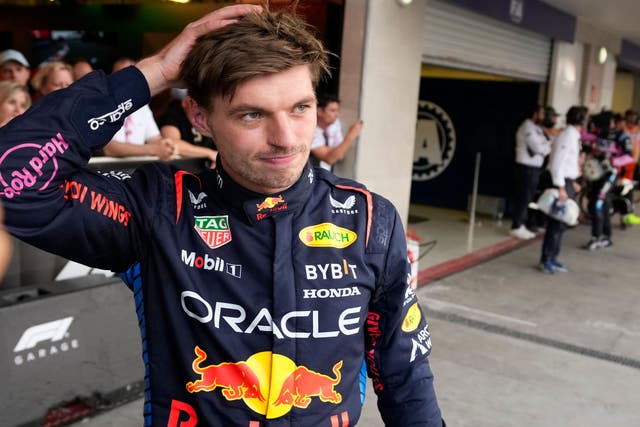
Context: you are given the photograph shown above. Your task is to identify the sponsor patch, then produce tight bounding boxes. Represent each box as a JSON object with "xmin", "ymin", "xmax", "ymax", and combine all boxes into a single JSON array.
[
  {"xmin": 304, "ymin": 259, "xmax": 358, "ymax": 280},
  {"xmin": 330, "ymin": 195, "xmax": 358, "ymax": 215},
  {"xmin": 102, "ymin": 170, "xmax": 131, "ymax": 181},
  {"xmin": 181, "ymin": 249, "xmax": 241, "ymax": 278},
  {"xmin": 194, "ymin": 215, "xmax": 232, "ymax": 249},
  {"xmin": 409, "ymin": 324, "xmax": 432, "ymax": 363},
  {"xmin": 87, "ymin": 99, "xmax": 133, "ymax": 130},
  {"xmin": 401, "ymin": 303, "xmax": 421, "ymax": 332},
  {"xmin": 0, "ymin": 133, "xmax": 69, "ymax": 199},
  {"xmin": 255, "ymin": 195, "xmax": 287, "ymax": 220},
  {"xmin": 189, "ymin": 191, "xmax": 208, "ymax": 210},
  {"xmin": 63, "ymin": 180, "xmax": 131, "ymax": 226},
  {"xmin": 298, "ymin": 223, "xmax": 357, "ymax": 248},
  {"xmin": 185, "ymin": 347, "xmax": 342, "ymax": 418}
]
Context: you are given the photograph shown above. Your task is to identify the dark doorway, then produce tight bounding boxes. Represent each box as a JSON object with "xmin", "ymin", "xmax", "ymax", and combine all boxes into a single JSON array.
[{"xmin": 411, "ymin": 77, "xmax": 540, "ymax": 211}]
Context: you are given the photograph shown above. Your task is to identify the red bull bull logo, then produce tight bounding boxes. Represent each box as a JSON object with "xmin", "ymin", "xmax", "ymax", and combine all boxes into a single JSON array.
[
  {"xmin": 256, "ymin": 195, "xmax": 285, "ymax": 211},
  {"xmin": 186, "ymin": 347, "xmax": 343, "ymax": 419},
  {"xmin": 186, "ymin": 346, "xmax": 266, "ymax": 401},
  {"xmin": 255, "ymin": 195, "xmax": 288, "ymax": 220},
  {"xmin": 273, "ymin": 360, "xmax": 343, "ymax": 409}
]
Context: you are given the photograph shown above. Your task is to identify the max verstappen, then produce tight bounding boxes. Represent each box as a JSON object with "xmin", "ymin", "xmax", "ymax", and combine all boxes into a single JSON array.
[{"xmin": 0, "ymin": 5, "xmax": 444, "ymax": 426}]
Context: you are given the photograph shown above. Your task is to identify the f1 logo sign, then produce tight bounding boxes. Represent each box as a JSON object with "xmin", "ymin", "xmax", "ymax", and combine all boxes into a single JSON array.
[{"xmin": 14, "ymin": 316, "xmax": 73, "ymax": 352}]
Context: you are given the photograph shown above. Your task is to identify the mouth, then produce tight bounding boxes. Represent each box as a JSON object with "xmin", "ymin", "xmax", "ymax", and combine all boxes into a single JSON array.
[{"xmin": 259, "ymin": 151, "xmax": 302, "ymax": 167}]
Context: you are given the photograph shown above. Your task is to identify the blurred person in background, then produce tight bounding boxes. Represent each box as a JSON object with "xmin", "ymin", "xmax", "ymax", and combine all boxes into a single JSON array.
[
  {"xmin": 0, "ymin": 81, "xmax": 31, "ymax": 127},
  {"xmin": 71, "ymin": 58, "xmax": 94, "ymax": 80},
  {"xmin": 539, "ymin": 105, "xmax": 586, "ymax": 273},
  {"xmin": 511, "ymin": 105, "xmax": 552, "ymax": 239},
  {"xmin": 102, "ymin": 57, "xmax": 176, "ymax": 160},
  {"xmin": 0, "ymin": 81, "xmax": 29, "ymax": 285},
  {"xmin": 30, "ymin": 61, "xmax": 73, "ymax": 102},
  {"xmin": 311, "ymin": 93, "xmax": 363, "ymax": 172},
  {"xmin": 0, "ymin": 49, "xmax": 31, "ymax": 87},
  {"xmin": 158, "ymin": 88, "xmax": 218, "ymax": 167}
]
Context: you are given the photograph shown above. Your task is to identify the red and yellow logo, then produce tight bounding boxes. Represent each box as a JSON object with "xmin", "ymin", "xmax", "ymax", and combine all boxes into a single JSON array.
[
  {"xmin": 256, "ymin": 195, "xmax": 285, "ymax": 211},
  {"xmin": 298, "ymin": 223, "xmax": 357, "ymax": 248},
  {"xmin": 186, "ymin": 346, "xmax": 343, "ymax": 418},
  {"xmin": 402, "ymin": 303, "xmax": 422, "ymax": 332}
]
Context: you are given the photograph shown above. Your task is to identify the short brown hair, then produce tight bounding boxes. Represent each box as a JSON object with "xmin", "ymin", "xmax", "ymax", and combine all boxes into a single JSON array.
[{"xmin": 181, "ymin": 9, "xmax": 330, "ymax": 110}]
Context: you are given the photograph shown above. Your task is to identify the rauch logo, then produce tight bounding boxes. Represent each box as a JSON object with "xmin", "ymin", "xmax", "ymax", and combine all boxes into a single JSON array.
[
  {"xmin": 298, "ymin": 223, "xmax": 357, "ymax": 248},
  {"xmin": 194, "ymin": 215, "xmax": 232, "ymax": 249}
]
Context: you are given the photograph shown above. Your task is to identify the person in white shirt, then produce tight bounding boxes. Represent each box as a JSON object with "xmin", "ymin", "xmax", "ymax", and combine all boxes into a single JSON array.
[
  {"xmin": 310, "ymin": 93, "xmax": 363, "ymax": 171},
  {"xmin": 511, "ymin": 105, "xmax": 553, "ymax": 239},
  {"xmin": 102, "ymin": 58, "xmax": 175, "ymax": 160},
  {"xmin": 539, "ymin": 105, "xmax": 587, "ymax": 274}
]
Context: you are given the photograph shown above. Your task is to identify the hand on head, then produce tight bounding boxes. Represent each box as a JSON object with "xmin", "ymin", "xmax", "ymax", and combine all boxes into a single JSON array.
[{"xmin": 136, "ymin": 4, "xmax": 262, "ymax": 96}]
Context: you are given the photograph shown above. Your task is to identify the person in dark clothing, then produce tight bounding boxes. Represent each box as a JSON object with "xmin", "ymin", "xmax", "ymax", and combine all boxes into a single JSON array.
[{"xmin": 0, "ymin": 5, "xmax": 444, "ymax": 426}]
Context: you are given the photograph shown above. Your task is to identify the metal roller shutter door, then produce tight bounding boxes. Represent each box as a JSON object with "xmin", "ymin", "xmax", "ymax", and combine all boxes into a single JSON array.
[{"xmin": 423, "ymin": 0, "xmax": 552, "ymax": 82}]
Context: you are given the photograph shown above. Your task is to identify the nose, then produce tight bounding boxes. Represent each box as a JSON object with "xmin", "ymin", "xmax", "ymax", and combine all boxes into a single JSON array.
[{"xmin": 268, "ymin": 112, "xmax": 297, "ymax": 147}]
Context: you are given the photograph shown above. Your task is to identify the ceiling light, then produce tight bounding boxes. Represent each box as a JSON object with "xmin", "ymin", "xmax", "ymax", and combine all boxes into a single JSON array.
[{"xmin": 598, "ymin": 46, "xmax": 608, "ymax": 64}]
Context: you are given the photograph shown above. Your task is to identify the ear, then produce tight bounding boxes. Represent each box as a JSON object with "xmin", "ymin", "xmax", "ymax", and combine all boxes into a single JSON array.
[{"xmin": 184, "ymin": 96, "xmax": 213, "ymax": 138}]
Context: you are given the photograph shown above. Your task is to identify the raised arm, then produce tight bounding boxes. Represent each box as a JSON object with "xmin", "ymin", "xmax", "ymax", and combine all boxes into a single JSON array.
[
  {"xmin": 311, "ymin": 120, "xmax": 363, "ymax": 165},
  {"xmin": 0, "ymin": 4, "xmax": 260, "ymax": 271}
]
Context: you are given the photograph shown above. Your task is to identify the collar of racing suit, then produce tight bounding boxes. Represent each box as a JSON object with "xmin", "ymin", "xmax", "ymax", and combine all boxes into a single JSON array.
[{"xmin": 204, "ymin": 157, "xmax": 316, "ymax": 225}]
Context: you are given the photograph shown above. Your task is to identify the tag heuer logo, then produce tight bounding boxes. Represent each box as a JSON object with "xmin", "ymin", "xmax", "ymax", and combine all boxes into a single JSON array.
[{"xmin": 194, "ymin": 215, "xmax": 232, "ymax": 249}]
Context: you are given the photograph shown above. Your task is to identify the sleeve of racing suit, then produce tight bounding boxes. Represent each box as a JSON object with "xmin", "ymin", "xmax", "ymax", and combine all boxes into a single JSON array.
[
  {"xmin": 0, "ymin": 67, "xmax": 160, "ymax": 272},
  {"xmin": 365, "ymin": 196, "xmax": 443, "ymax": 426}
]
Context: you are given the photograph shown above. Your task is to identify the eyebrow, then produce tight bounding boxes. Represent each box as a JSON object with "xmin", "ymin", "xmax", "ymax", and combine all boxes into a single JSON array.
[{"xmin": 226, "ymin": 96, "xmax": 317, "ymax": 117}]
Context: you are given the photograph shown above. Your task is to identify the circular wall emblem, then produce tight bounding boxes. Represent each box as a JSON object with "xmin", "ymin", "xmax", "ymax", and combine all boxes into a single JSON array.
[{"xmin": 412, "ymin": 101, "xmax": 456, "ymax": 181}]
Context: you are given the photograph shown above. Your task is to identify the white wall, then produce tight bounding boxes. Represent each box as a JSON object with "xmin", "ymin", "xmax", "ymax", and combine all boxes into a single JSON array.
[
  {"xmin": 339, "ymin": 0, "xmax": 426, "ymax": 227},
  {"xmin": 573, "ymin": 19, "xmax": 621, "ymax": 114},
  {"xmin": 548, "ymin": 41, "xmax": 584, "ymax": 124}
]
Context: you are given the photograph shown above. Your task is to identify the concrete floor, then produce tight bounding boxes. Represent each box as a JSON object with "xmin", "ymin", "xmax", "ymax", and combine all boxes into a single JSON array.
[{"xmin": 69, "ymin": 206, "xmax": 640, "ymax": 427}]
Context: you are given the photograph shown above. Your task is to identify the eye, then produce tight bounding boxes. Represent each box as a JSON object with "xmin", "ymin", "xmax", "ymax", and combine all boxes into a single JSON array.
[
  {"xmin": 242, "ymin": 111, "xmax": 261, "ymax": 121},
  {"xmin": 294, "ymin": 104, "xmax": 309, "ymax": 114}
]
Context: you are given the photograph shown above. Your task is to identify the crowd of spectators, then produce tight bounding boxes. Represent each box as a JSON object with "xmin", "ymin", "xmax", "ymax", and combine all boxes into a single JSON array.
[{"xmin": 0, "ymin": 48, "xmax": 217, "ymax": 167}]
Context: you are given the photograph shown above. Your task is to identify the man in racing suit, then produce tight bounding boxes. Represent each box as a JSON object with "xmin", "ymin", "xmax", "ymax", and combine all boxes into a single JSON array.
[{"xmin": 0, "ymin": 5, "xmax": 443, "ymax": 427}]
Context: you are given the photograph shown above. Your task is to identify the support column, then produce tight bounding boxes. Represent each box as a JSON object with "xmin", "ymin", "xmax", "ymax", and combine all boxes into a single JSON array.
[{"xmin": 337, "ymin": 0, "xmax": 426, "ymax": 227}]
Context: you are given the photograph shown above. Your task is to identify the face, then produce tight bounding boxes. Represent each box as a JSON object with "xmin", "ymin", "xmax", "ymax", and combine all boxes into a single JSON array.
[
  {"xmin": 0, "ymin": 89, "xmax": 29, "ymax": 127},
  {"xmin": 190, "ymin": 65, "xmax": 317, "ymax": 195},
  {"xmin": 533, "ymin": 107, "xmax": 545, "ymax": 124},
  {"xmin": 41, "ymin": 68, "xmax": 73, "ymax": 95},
  {"xmin": 0, "ymin": 61, "xmax": 30, "ymax": 86},
  {"xmin": 73, "ymin": 62, "xmax": 93, "ymax": 80},
  {"xmin": 626, "ymin": 114, "xmax": 638, "ymax": 126},
  {"xmin": 317, "ymin": 101, "xmax": 340, "ymax": 127}
]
